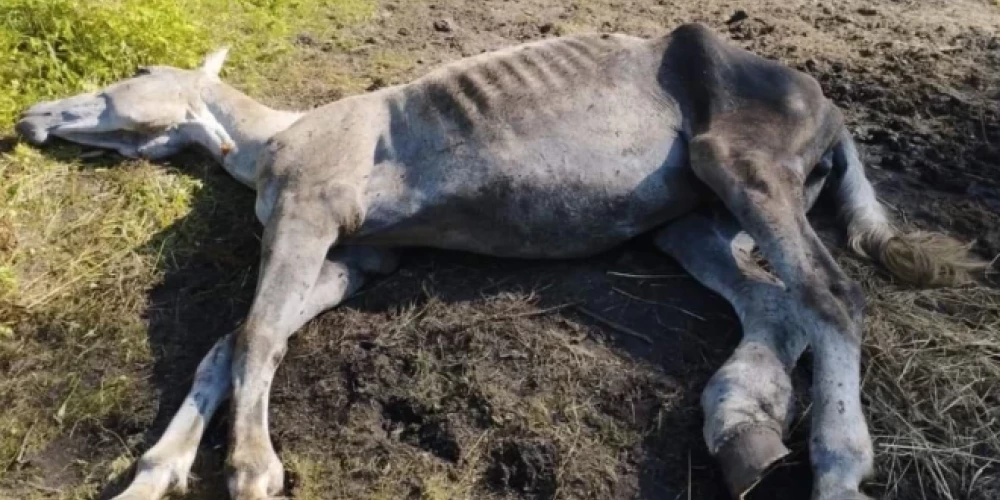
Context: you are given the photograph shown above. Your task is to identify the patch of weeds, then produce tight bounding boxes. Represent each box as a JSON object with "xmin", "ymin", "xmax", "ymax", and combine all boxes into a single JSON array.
[
  {"xmin": 0, "ymin": 0, "xmax": 202, "ymax": 124},
  {"xmin": 0, "ymin": 0, "xmax": 377, "ymax": 125}
]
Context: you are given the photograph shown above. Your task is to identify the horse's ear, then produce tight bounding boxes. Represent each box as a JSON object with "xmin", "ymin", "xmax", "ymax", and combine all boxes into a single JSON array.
[{"xmin": 200, "ymin": 47, "xmax": 230, "ymax": 77}]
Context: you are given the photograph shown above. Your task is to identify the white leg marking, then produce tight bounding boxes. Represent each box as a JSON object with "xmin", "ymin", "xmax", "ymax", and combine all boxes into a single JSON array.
[{"xmin": 113, "ymin": 335, "xmax": 233, "ymax": 500}]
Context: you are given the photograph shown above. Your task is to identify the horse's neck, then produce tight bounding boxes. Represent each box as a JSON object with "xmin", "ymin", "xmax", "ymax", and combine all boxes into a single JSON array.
[{"xmin": 201, "ymin": 83, "xmax": 304, "ymax": 188}]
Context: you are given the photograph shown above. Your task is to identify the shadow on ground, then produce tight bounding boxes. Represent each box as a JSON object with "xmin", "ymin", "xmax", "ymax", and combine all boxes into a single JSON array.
[{"xmin": 75, "ymin": 146, "xmax": 824, "ymax": 500}]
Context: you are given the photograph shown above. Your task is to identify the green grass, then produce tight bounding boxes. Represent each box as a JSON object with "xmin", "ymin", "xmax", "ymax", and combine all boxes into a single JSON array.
[
  {"xmin": 0, "ymin": 1, "xmax": 375, "ymax": 497},
  {"xmin": 0, "ymin": 0, "xmax": 376, "ymax": 125}
]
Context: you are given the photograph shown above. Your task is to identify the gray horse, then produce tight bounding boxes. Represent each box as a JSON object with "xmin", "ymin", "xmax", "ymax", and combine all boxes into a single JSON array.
[{"xmin": 17, "ymin": 23, "xmax": 981, "ymax": 500}]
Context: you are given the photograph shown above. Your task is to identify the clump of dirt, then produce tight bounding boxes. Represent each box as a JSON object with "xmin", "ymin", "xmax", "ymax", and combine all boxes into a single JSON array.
[
  {"xmin": 382, "ymin": 397, "xmax": 462, "ymax": 463},
  {"xmin": 486, "ymin": 439, "xmax": 558, "ymax": 499},
  {"xmin": 726, "ymin": 14, "xmax": 774, "ymax": 41}
]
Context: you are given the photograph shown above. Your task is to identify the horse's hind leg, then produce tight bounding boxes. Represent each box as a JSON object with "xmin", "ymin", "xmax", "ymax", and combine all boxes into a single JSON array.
[{"xmin": 655, "ymin": 208, "xmax": 807, "ymax": 497}]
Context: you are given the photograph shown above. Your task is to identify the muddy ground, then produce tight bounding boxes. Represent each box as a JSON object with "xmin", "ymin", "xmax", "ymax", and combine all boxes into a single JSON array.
[{"xmin": 7, "ymin": 0, "xmax": 1000, "ymax": 499}]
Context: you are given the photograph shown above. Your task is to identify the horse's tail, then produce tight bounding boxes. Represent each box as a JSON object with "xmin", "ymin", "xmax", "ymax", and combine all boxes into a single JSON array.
[{"xmin": 829, "ymin": 129, "xmax": 986, "ymax": 286}]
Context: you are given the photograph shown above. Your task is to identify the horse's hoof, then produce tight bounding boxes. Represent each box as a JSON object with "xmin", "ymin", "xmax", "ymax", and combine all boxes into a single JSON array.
[
  {"xmin": 813, "ymin": 490, "xmax": 874, "ymax": 500},
  {"xmin": 716, "ymin": 425, "xmax": 790, "ymax": 498}
]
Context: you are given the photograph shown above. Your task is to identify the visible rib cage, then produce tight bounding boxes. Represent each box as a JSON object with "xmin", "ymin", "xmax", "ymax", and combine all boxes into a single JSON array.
[{"xmin": 413, "ymin": 34, "xmax": 625, "ymax": 129}]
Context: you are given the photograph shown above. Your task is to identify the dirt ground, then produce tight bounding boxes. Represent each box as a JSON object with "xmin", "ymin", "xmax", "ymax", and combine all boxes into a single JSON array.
[{"xmin": 4, "ymin": 0, "xmax": 1000, "ymax": 500}]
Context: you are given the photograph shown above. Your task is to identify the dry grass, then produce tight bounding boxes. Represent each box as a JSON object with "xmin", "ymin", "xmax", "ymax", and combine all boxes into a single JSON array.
[
  {"xmin": 848, "ymin": 258, "xmax": 1000, "ymax": 500},
  {"xmin": 0, "ymin": 144, "xmax": 199, "ymax": 467}
]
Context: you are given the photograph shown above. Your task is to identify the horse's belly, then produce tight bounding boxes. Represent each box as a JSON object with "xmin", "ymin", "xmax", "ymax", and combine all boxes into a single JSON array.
[
  {"xmin": 350, "ymin": 155, "xmax": 705, "ymax": 258},
  {"xmin": 411, "ymin": 192, "xmax": 701, "ymax": 258}
]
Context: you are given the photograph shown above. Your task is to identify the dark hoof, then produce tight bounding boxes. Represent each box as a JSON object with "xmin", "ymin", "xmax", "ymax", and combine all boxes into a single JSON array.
[
  {"xmin": 814, "ymin": 490, "xmax": 874, "ymax": 500},
  {"xmin": 716, "ymin": 425, "xmax": 790, "ymax": 498}
]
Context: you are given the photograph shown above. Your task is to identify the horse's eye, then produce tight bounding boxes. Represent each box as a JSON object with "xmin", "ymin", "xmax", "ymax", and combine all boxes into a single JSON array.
[{"xmin": 134, "ymin": 66, "xmax": 152, "ymax": 77}]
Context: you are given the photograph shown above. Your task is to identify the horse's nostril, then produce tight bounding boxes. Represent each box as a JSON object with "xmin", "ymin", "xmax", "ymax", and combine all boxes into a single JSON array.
[{"xmin": 15, "ymin": 118, "xmax": 48, "ymax": 144}]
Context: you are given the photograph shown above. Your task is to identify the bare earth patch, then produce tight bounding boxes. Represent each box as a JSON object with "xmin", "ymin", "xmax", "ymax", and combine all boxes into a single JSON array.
[{"xmin": 1, "ymin": 1, "xmax": 998, "ymax": 500}]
